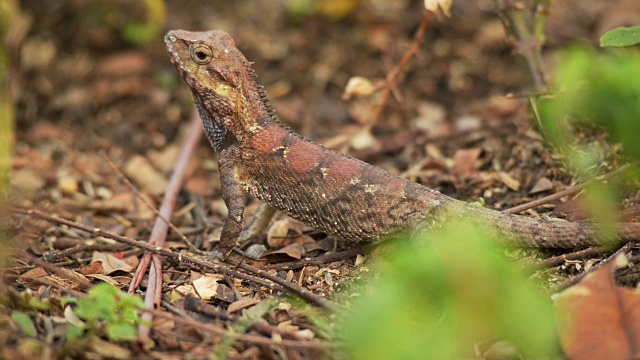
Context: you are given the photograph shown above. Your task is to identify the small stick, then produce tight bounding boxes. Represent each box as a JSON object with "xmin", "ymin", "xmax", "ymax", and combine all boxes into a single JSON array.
[
  {"xmin": 6, "ymin": 206, "xmax": 338, "ymax": 310},
  {"xmin": 153, "ymin": 310, "xmax": 340, "ymax": 350},
  {"xmin": 369, "ymin": 10, "xmax": 432, "ymax": 126},
  {"xmin": 502, "ymin": 163, "xmax": 634, "ymax": 215},
  {"xmin": 261, "ymin": 246, "xmax": 366, "ymax": 271}
]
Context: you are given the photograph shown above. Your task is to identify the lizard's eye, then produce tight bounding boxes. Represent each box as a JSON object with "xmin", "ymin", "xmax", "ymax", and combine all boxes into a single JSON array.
[{"xmin": 190, "ymin": 44, "xmax": 213, "ymax": 65}]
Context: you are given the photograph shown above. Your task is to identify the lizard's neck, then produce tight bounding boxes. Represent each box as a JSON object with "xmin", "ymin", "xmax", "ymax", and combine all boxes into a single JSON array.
[{"xmin": 206, "ymin": 66, "xmax": 278, "ymax": 145}]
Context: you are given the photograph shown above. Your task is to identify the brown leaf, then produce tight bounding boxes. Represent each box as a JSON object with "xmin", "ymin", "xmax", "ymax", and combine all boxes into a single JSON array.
[
  {"xmin": 529, "ymin": 177, "xmax": 553, "ymax": 194},
  {"xmin": 555, "ymin": 198, "xmax": 589, "ymax": 222},
  {"xmin": 92, "ymin": 252, "xmax": 134, "ymax": 274},
  {"xmin": 301, "ymin": 235, "xmax": 325, "ymax": 256},
  {"xmin": 77, "ymin": 262, "xmax": 104, "ymax": 275},
  {"xmin": 227, "ymin": 297, "xmax": 260, "ymax": 314},
  {"xmin": 122, "ymin": 155, "xmax": 168, "ymax": 195},
  {"xmin": 452, "ymin": 148, "xmax": 482, "ymax": 178},
  {"xmin": 497, "ymin": 171, "xmax": 521, "ymax": 191},
  {"xmin": 267, "ymin": 219, "xmax": 290, "ymax": 248},
  {"xmin": 192, "ymin": 274, "xmax": 224, "ymax": 300},
  {"xmin": 264, "ymin": 243, "xmax": 304, "ymax": 262},
  {"xmin": 554, "ymin": 254, "xmax": 640, "ymax": 359}
]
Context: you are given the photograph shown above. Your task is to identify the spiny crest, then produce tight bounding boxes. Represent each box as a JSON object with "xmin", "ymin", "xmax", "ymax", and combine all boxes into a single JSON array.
[{"xmin": 242, "ymin": 61, "xmax": 279, "ymax": 122}]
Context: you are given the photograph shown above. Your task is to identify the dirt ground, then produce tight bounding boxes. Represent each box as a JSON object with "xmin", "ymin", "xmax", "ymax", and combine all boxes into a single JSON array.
[{"xmin": 3, "ymin": 0, "xmax": 640, "ymax": 358}]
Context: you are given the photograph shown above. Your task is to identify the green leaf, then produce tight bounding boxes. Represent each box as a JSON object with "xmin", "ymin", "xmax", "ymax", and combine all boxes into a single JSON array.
[
  {"xmin": 11, "ymin": 311, "xmax": 36, "ymax": 337},
  {"xmin": 106, "ymin": 322, "xmax": 138, "ymax": 342},
  {"xmin": 342, "ymin": 219, "xmax": 559, "ymax": 359},
  {"xmin": 66, "ymin": 324, "xmax": 85, "ymax": 341},
  {"xmin": 600, "ymin": 26, "xmax": 640, "ymax": 47}
]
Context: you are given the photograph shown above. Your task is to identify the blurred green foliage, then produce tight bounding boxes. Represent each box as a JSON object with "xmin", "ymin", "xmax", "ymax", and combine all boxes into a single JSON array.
[
  {"xmin": 121, "ymin": 0, "xmax": 166, "ymax": 46},
  {"xmin": 11, "ymin": 311, "xmax": 36, "ymax": 337},
  {"xmin": 286, "ymin": 0, "xmax": 359, "ymax": 22},
  {"xmin": 600, "ymin": 26, "xmax": 640, "ymax": 47},
  {"xmin": 63, "ymin": 283, "xmax": 145, "ymax": 342},
  {"xmin": 539, "ymin": 46, "xmax": 640, "ymax": 235},
  {"xmin": 540, "ymin": 47, "xmax": 640, "ymax": 163},
  {"xmin": 342, "ymin": 220, "xmax": 558, "ymax": 359}
]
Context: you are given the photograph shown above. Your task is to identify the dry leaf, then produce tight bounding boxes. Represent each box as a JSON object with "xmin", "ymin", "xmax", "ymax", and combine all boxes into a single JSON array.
[
  {"xmin": 227, "ymin": 298, "xmax": 260, "ymax": 314},
  {"xmin": 264, "ymin": 243, "xmax": 304, "ymax": 262},
  {"xmin": 554, "ymin": 254, "xmax": 640, "ymax": 360},
  {"xmin": 267, "ymin": 219, "xmax": 290, "ymax": 248},
  {"xmin": 122, "ymin": 155, "xmax": 168, "ymax": 195},
  {"xmin": 92, "ymin": 252, "xmax": 134, "ymax": 274},
  {"xmin": 452, "ymin": 148, "xmax": 482, "ymax": 178},
  {"xmin": 342, "ymin": 76, "xmax": 375, "ymax": 100},
  {"xmin": 555, "ymin": 198, "xmax": 588, "ymax": 222},
  {"xmin": 192, "ymin": 274, "xmax": 223, "ymax": 300},
  {"xmin": 424, "ymin": 0, "xmax": 452, "ymax": 17},
  {"xmin": 529, "ymin": 177, "xmax": 553, "ymax": 194},
  {"xmin": 498, "ymin": 171, "xmax": 521, "ymax": 191}
]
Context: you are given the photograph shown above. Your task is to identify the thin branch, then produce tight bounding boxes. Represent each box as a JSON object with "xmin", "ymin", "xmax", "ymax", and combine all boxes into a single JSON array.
[
  {"xmin": 502, "ymin": 163, "xmax": 634, "ymax": 215},
  {"xmin": 369, "ymin": 10, "xmax": 432, "ymax": 126},
  {"xmin": 6, "ymin": 205, "xmax": 338, "ymax": 310}
]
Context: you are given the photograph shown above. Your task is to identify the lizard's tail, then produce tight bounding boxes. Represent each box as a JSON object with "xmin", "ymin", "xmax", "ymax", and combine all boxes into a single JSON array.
[
  {"xmin": 474, "ymin": 206, "xmax": 639, "ymax": 248},
  {"xmin": 620, "ymin": 223, "xmax": 640, "ymax": 242}
]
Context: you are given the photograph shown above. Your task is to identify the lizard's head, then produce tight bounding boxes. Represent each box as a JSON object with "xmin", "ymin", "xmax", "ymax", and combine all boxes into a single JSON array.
[
  {"xmin": 165, "ymin": 29, "xmax": 269, "ymax": 141},
  {"xmin": 165, "ymin": 29, "xmax": 247, "ymax": 91}
]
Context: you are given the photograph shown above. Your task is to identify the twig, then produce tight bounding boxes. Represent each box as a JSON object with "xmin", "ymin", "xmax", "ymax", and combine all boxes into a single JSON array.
[
  {"xmin": 152, "ymin": 310, "xmax": 340, "ymax": 350},
  {"xmin": 109, "ymin": 113, "xmax": 202, "ymax": 342},
  {"xmin": 6, "ymin": 206, "xmax": 338, "ymax": 310},
  {"xmin": 502, "ymin": 163, "xmax": 634, "ymax": 215},
  {"xmin": 529, "ymin": 246, "xmax": 611, "ymax": 270},
  {"xmin": 554, "ymin": 242, "xmax": 635, "ymax": 292},
  {"xmin": 19, "ymin": 250, "xmax": 92, "ymax": 289},
  {"xmin": 493, "ymin": 0, "xmax": 550, "ymax": 128},
  {"xmin": 234, "ymin": 261, "xmax": 341, "ymax": 312},
  {"xmin": 369, "ymin": 10, "xmax": 432, "ymax": 126},
  {"xmin": 100, "ymin": 151, "xmax": 203, "ymax": 255},
  {"xmin": 261, "ymin": 246, "xmax": 366, "ymax": 271}
]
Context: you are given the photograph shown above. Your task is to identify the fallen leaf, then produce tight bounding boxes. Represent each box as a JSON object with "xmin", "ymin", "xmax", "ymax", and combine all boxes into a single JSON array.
[
  {"xmin": 193, "ymin": 274, "xmax": 223, "ymax": 300},
  {"xmin": 92, "ymin": 252, "xmax": 134, "ymax": 274},
  {"xmin": 498, "ymin": 171, "xmax": 521, "ymax": 191},
  {"xmin": 90, "ymin": 337, "xmax": 131, "ymax": 359},
  {"xmin": 554, "ymin": 254, "xmax": 640, "ymax": 360},
  {"xmin": 452, "ymin": 148, "xmax": 482, "ymax": 178},
  {"xmin": 77, "ymin": 262, "xmax": 104, "ymax": 276},
  {"xmin": 57, "ymin": 174, "xmax": 79, "ymax": 196},
  {"xmin": 227, "ymin": 298, "xmax": 260, "ymax": 314},
  {"xmin": 264, "ymin": 243, "xmax": 304, "ymax": 262},
  {"xmin": 555, "ymin": 198, "xmax": 589, "ymax": 222},
  {"xmin": 122, "ymin": 155, "xmax": 168, "ymax": 195},
  {"xmin": 342, "ymin": 76, "xmax": 375, "ymax": 100},
  {"xmin": 529, "ymin": 177, "xmax": 553, "ymax": 194},
  {"xmin": 424, "ymin": 0, "xmax": 452, "ymax": 17},
  {"xmin": 267, "ymin": 219, "xmax": 290, "ymax": 248}
]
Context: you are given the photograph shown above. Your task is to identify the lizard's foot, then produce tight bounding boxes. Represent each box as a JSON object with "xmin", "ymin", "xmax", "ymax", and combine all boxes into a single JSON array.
[{"xmin": 205, "ymin": 250, "xmax": 225, "ymax": 262}]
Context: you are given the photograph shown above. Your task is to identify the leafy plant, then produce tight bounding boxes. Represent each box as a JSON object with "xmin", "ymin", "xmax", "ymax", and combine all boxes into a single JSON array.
[
  {"xmin": 600, "ymin": 26, "xmax": 640, "ymax": 47},
  {"xmin": 63, "ymin": 283, "xmax": 145, "ymax": 342},
  {"xmin": 121, "ymin": 0, "xmax": 166, "ymax": 46},
  {"xmin": 341, "ymin": 220, "xmax": 558, "ymax": 359}
]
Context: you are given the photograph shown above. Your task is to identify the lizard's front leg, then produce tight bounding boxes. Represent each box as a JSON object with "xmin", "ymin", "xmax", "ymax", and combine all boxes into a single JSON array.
[{"xmin": 214, "ymin": 145, "xmax": 245, "ymax": 260}]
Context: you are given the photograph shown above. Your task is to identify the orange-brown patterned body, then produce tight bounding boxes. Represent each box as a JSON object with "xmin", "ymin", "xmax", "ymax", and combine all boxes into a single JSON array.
[{"xmin": 165, "ymin": 29, "xmax": 640, "ymax": 259}]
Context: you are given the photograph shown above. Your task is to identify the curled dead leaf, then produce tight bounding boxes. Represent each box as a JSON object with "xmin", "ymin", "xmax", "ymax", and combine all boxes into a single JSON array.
[
  {"xmin": 267, "ymin": 219, "xmax": 290, "ymax": 248},
  {"xmin": 342, "ymin": 76, "xmax": 375, "ymax": 100}
]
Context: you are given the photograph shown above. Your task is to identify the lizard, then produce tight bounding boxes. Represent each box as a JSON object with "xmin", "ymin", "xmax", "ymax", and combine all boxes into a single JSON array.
[{"xmin": 164, "ymin": 29, "xmax": 640, "ymax": 259}]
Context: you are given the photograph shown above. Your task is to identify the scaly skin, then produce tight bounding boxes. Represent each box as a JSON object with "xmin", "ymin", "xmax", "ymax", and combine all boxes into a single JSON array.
[{"xmin": 165, "ymin": 29, "xmax": 640, "ymax": 258}]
